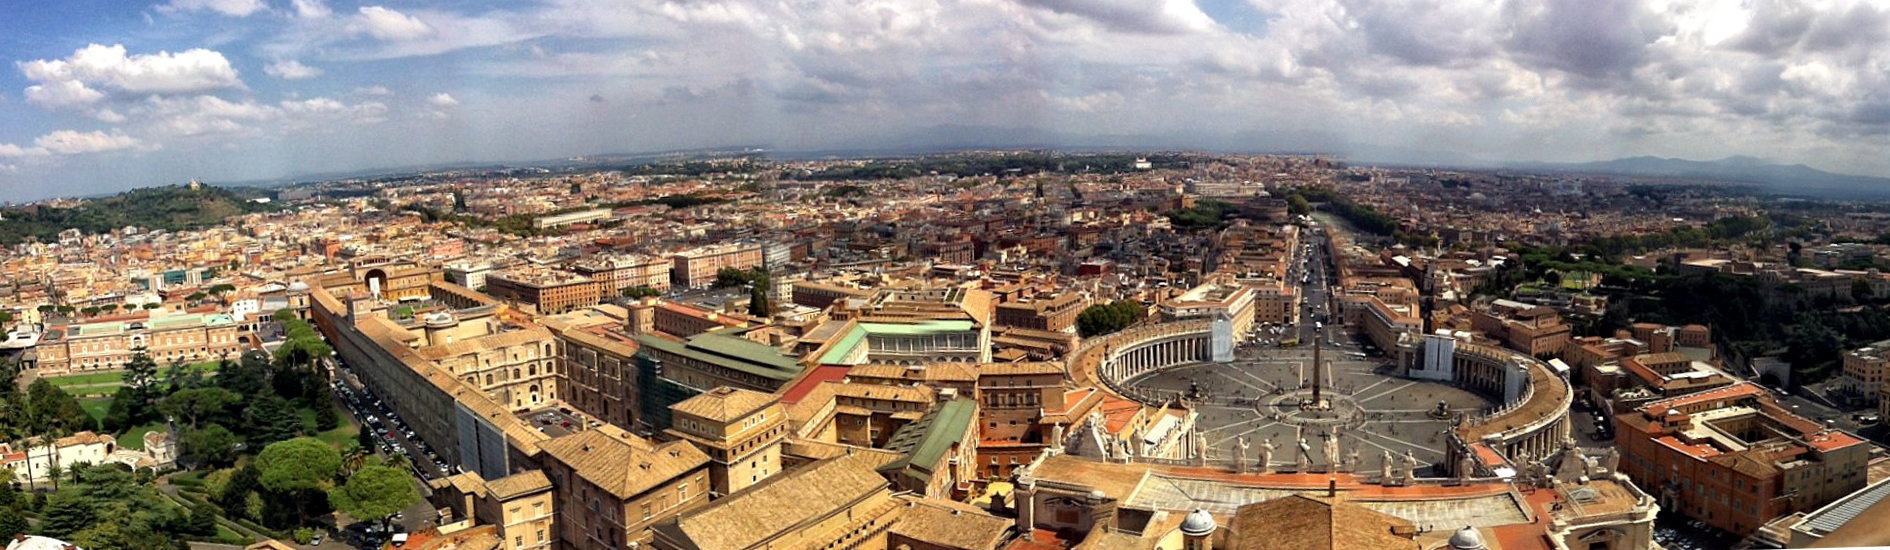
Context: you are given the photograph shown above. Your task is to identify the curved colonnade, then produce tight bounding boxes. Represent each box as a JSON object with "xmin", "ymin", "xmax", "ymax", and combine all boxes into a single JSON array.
[{"xmin": 1065, "ymin": 321, "xmax": 1571, "ymax": 475}]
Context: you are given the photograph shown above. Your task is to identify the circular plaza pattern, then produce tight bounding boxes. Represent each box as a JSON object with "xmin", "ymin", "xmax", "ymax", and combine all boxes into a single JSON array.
[{"xmin": 1116, "ymin": 348, "xmax": 1497, "ymax": 476}]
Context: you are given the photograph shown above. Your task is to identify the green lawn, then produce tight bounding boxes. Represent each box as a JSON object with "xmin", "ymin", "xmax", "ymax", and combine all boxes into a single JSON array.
[
  {"xmin": 301, "ymin": 403, "xmax": 359, "ymax": 449},
  {"xmin": 46, "ymin": 371, "xmax": 130, "ymax": 387},
  {"xmin": 80, "ymin": 397, "xmax": 112, "ymax": 422},
  {"xmin": 117, "ymin": 422, "xmax": 165, "ymax": 451},
  {"xmin": 42, "ymin": 361, "xmax": 222, "ymax": 388}
]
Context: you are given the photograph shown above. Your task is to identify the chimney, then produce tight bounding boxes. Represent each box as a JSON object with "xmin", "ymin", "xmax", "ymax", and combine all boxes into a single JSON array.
[{"xmin": 1327, "ymin": 477, "xmax": 1337, "ymax": 498}]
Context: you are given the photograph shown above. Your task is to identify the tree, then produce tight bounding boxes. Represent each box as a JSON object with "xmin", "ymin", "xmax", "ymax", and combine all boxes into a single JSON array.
[
  {"xmin": 328, "ymin": 465, "xmax": 420, "ymax": 530},
  {"xmin": 37, "ymin": 492, "xmax": 95, "ymax": 538},
  {"xmin": 1286, "ymin": 194, "xmax": 1311, "ymax": 215},
  {"xmin": 182, "ymin": 424, "xmax": 240, "ymax": 467},
  {"xmin": 81, "ymin": 307, "xmax": 100, "ymax": 317},
  {"xmin": 215, "ymin": 355, "xmax": 267, "ymax": 397},
  {"xmin": 356, "ymin": 424, "xmax": 377, "ymax": 452},
  {"xmin": 160, "ymin": 387, "xmax": 241, "ymax": 429},
  {"xmin": 76, "ymin": 464, "xmax": 137, "ymax": 501},
  {"xmin": 315, "ymin": 402, "xmax": 340, "ymax": 432},
  {"xmin": 1854, "ymin": 278, "xmax": 1875, "ymax": 304},
  {"xmin": 142, "ymin": 303, "xmax": 161, "ymax": 310},
  {"xmin": 452, "ymin": 190, "xmax": 468, "ymax": 211},
  {"xmin": 0, "ymin": 507, "xmax": 28, "ymax": 540},
  {"xmin": 124, "ymin": 352, "xmax": 159, "ymax": 398},
  {"xmin": 102, "ymin": 386, "xmax": 143, "ymax": 433},
  {"xmin": 255, "ymin": 438, "xmax": 343, "ymax": 526},
  {"xmin": 243, "ymin": 392, "xmax": 304, "ymax": 446},
  {"xmin": 1076, "ymin": 300, "xmax": 1145, "ymax": 338},
  {"xmin": 622, "ymin": 286, "xmax": 661, "ymax": 299},
  {"xmin": 185, "ymin": 503, "xmax": 220, "ymax": 536},
  {"xmin": 212, "ymin": 465, "xmax": 261, "ymax": 521},
  {"xmin": 27, "ymin": 379, "xmax": 95, "ymax": 433},
  {"xmin": 100, "ymin": 304, "xmax": 118, "ymax": 314},
  {"xmin": 0, "ymin": 311, "xmax": 12, "ymax": 328},
  {"xmin": 748, "ymin": 284, "xmax": 772, "ymax": 317},
  {"xmin": 187, "ymin": 292, "xmax": 206, "ymax": 302}
]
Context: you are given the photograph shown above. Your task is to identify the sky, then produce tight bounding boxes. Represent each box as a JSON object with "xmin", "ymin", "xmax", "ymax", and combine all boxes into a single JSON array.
[{"xmin": 1, "ymin": 0, "xmax": 1888, "ymax": 202}]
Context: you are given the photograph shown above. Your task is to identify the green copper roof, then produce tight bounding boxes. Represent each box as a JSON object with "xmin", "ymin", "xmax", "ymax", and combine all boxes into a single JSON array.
[
  {"xmin": 816, "ymin": 320, "xmax": 981, "ymax": 365},
  {"xmin": 632, "ymin": 332, "xmax": 802, "ymax": 381},
  {"xmin": 877, "ymin": 399, "xmax": 977, "ymax": 486}
]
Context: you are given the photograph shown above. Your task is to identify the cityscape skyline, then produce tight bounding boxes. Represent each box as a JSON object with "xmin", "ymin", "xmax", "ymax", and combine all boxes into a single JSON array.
[{"xmin": 4, "ymin": 0, "xmax": 1890, "ymax": 202}]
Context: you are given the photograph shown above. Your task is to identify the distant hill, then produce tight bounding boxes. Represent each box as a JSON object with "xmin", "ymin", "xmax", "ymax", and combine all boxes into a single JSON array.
[
  {"xmin": 0, "ymin": 184, "xmax": 278, "ymax": 245},
  {"xmin": 1512, "ymin": 156, "xmax": 1890, "ymax": 199}
]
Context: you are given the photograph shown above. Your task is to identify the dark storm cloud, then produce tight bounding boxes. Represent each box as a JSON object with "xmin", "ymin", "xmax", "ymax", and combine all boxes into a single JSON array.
[
  {"xmin": 1504, "ymin": 0, "xmax": 1659, "ymax": 80},
  {"xmin": 1729, "ymin": 0, "xmax": 1815, "ymax": 55},
  {"xmin": 1013, "ymin": 0, "xmax": 1210, "ymax": 35}
]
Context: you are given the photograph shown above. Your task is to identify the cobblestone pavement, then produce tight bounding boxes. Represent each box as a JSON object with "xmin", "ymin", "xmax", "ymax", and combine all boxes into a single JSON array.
[{"xmin": 1119, "ymin": 357, "xmax": 1493, "ymax": 475}]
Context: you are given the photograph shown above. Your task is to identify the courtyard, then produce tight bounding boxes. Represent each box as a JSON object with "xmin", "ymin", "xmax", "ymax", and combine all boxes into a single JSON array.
[{"xmin": 1116, "ymin": 348, "xmax": 1494, "ymax": 476}]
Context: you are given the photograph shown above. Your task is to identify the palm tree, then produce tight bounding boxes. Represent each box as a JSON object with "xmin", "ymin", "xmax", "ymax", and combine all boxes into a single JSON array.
[
  {"xmin": 42, "ymin": 425, "xmax": 66, "ymax": 492},
  {"xmin": 342, "ymin": 447, "xmax": 370, "ymax": 476},
  {"xmin": 43, "ymin": 461, "xmax": 61, "ymax": 493}
]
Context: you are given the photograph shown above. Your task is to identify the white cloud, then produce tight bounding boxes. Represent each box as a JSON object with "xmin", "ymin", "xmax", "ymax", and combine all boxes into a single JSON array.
[
  {"xmin": 122, "ymin": 95, "xmax": 393, "ymax": 138},
  {"xmin": 0, "ymin": 143, "xmax": 49, "ymax": 157},
  {"xmin": 427, "ymin": 93, "xmax": 459, "ymax": 107},
  {"xmin": 156, "ymin": 0, "xmax": 266, "ymax": 17},
  {"xmin": 291, "ymin": 0, "xmax": 331, "ymax": 19},
  {"xmin": 351, "ymin": 6, "xmax": 436, "ymax": 41},
  {"xmin": 18, "ymin": 44, "xmax": 243, "ymax": 95},
  {"xmin": 264, "ymin": 59, "xmax": 324, "ymax": 79},
  {"xmin": 32, "ymin": 130, "xmax": 152, "ymax": 155},
  {"xmin": 355, "ymin": 85, "xmax": 393, "ymax": 96},
  {"xmin": 22, "ymin": 79, "xmax": 106, "ymax": 109}
]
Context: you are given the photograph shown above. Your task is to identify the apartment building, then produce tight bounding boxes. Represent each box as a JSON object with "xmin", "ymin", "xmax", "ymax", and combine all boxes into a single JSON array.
[
  {"xmin": 537, "ymin": 427, "xmax": 712, "ymax": 546},
  {"xmin": 671, "ymin": 243, "xmax": 764, "ymax": 289},
  {"xmin": 663, "ymin": 387, "xmax": 787, "ymax": 497},
  {"xmin": 1472, "ymin": 298, "xmax": 1574, "ymax": 357},
  {"xmin": 32, "ymin": 313, "xmax": 242, "ymax": 375},
  {"xmin": 429, "ymin": 470, "xmax": 558, "ymax": 550},
  {"xmin": 992, "ymin": 291, "xmax": 1085, "ymax": 333},
  {"xmin": 1614, "ymin": 383, "xmax": 1868, "ymax": 536},
  {"xmin": 571, "ymin": 254, "xmax": 672, "ymax": 296},
  {"xmin": 1159, "ymin": 280, "xmax": 1256, "ymax": 337},
  {"xmin": 487, "ymin": 267, "xmax": 602, "ymax": 315}
]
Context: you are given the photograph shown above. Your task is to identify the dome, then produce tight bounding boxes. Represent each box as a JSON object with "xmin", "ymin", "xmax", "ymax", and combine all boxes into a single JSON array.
[
  {"xmin": 287, "ymin": 281, "xmax": 311, "ymax": 292},
  {"xmin": 1447, "ymin": 526, "xmax": 1485, "ymax": 549},
  {"xmin": 1179, "ymin": 509, "xmax": 1217, "ymax": 537},
  {"xmin": 424, "ymin": 312, "xmax": 456, "ymax": 327}
]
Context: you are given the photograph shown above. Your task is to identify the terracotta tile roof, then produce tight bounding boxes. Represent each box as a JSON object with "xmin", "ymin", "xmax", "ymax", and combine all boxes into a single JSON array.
[
  {"xmin": 536, "ymin": 429, "xmax": 708, "ymax": 500},
  {"xmin": 977, "ymin": 362, "xmax": 1066, "ymax": 376},
  {"xmin": 1226, "ymin": 494, "xmax": 1418, "ymax": 550},
  {"xmin": 828, "ymin": 381, "xmax": 936, "ymax": 403},
  {"xmin": 485, "ymin": 470, "xmax": 552, "ymax": 500},
  {"xmin": 416, "ymin": 326, "xmax": 554, "ymax": 360},
  {"xmin": 778, "ymin": 364, "xmax": 852, "ymax": 404},
  {"xmin": 1073, "ymin": 531, "xmax": 1151, "ymax": 550},
  {"xmin": 664, "ymin": 454, "xmax": 890, "ymax": 550},
  {"xmin": 672, "ymin": 387, "xmax": 777, "ymax": 423},
  {"xmin": 1003, "ymin": 529, "xmax": 1071, "ymax": 550},
  {"xmin": 1639, "ymin": 382, "xmax": 1764, "ymax": 418},
  {"xmin": 889, "ymin": 497, "xmax": 1013, "ymax": 550}
]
